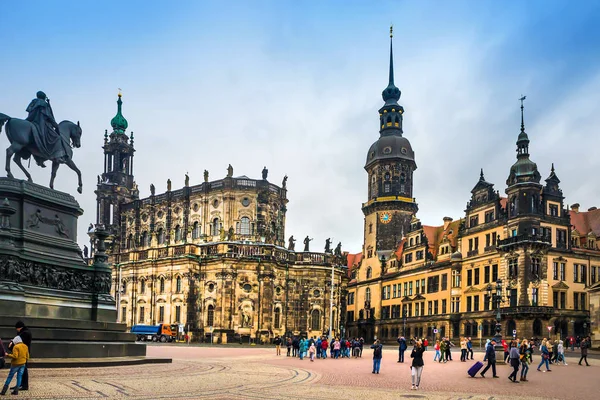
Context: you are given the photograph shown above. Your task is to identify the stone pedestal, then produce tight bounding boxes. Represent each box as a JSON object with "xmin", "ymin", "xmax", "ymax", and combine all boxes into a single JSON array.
[{"xmin": 0, "ymin": 178, "xmax": 145, "ymax": 358}]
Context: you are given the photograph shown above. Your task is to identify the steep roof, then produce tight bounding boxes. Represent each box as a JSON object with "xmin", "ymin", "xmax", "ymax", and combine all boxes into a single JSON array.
[
  {"xmin": 570, "ymin": 207, "xmax": 600, "ymax": 236},
  {"xmin": 345, "ymin": 252, "xmax": 363, "ymax": 278}
]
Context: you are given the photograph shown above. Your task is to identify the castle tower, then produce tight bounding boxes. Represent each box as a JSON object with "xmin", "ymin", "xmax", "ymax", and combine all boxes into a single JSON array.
[
  {"xmin": 362, "ymin": 26, "xmax": 418, "ymax": 273},
  {"xmin": 95, "ymin": 93, "xmax": 139, "ymax": 252}
]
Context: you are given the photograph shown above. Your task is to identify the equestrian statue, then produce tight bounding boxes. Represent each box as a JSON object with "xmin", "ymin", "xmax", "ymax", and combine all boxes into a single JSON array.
[{"xmin": 0, "ymin": 91, "xmax": 83, "ymax": 193}]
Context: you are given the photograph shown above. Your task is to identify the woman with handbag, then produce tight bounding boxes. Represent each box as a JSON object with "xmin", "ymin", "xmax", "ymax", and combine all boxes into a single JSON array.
[
  {"xmin": 536, "ymin": 339, "xmax": 552, "ymax": 372},
  {"xmin": 519, "ymin": 339, "xmax": 531, "ymax": 381}
]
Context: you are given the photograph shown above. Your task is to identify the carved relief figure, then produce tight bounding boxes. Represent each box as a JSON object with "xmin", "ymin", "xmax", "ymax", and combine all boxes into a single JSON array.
[{"xmin": 241, "ymin": 303, "xmax": 253, "ymax": 327}]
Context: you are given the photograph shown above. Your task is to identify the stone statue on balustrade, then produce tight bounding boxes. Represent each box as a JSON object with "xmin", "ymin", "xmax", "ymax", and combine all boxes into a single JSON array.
[
  {"xmin": 324, "ymin": 238, "xmax": 332, "ymax": 253},
  {"xmin": 287, "ymin": 235, "xmax": 296, "ymax": 251},
  {"xmin": 303, "ymin": 236, "xmax": 312, "ymax": 252}
]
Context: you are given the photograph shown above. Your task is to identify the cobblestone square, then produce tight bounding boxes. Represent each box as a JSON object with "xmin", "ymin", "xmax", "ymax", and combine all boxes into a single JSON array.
[{"xmin": 3, "ymin": 345, "xmax": 595, "ymax": 399}]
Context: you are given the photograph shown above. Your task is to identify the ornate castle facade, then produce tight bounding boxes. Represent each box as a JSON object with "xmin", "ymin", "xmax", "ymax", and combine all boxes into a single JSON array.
[
  {"xmin": 345, "ymin": 31, "xmax": 600, "ymax": 343},
  {"xmin": 95, "ymin": 94, "xmax": 347, "ymax": 343}
]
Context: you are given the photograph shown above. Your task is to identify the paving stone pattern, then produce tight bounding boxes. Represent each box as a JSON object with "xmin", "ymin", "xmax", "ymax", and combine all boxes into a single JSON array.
[{"xmin": 2, "ymin": 346, "xmax": 594, "ymax": 399}]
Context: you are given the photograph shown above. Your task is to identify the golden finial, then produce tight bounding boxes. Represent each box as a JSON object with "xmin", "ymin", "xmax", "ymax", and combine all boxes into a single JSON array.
[
  {"xmin": 118, "ymin": 88, "xmax": 122, "ymax": 98},
  {"xmin": 390, "ymin": 24, "xmax": 393, "ymax": 38}
]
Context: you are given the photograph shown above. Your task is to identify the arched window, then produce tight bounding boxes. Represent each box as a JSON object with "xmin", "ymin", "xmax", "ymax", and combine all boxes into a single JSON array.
[
  {"xmin": 174, "ymin": 225, "xmax": 181, "ymax": 242},
  {"xmin": 176, "ymin": 276, "xmax": 182, "ymax": 293},
  {"xmin": 139, "ymin": 279, "xmax": 146, "ymax": 294},
  {"xmin": 533, "ymin": 318, "xmax": 542, "ymax": 336},
  {"xmin": 157, "ymin": 228, "xmax": 165, "ymax": 245},
  {"xmin": 274, "ymin": 307, "xmax": 281, "ymax": 329},
  {"xmin": 141, "ymin": 231, "xmax": 148, "ymax": 247},
  {"xmin": 121, "ymin": 280, "xmax": 126, "ymax": 294},
  {"xmin": 365, "ymin": 287, "xmax": 371, "ymax": 302},
  {"xmin": 400, "ymin": 173, "xmax": 406, "ymax": 194},
  {"xmin": 311, "ymin": 309, "xmax": 321, "ymax": 331},
  {"xmin": 207, "ymin": 304, "xmax": 215, "ymax": 327},
  {"xmin": 192, "ymin": 221, "xmax": 200, "ymax": 239},
  {"xmin": 409, "ymin": 238, "xmax": 414, "ymax": 246},
  {"xmin": 211, "ymin": 218, "xmax": 220, "ymax": 236},
  {"xmin": 239, "ymin": 217, "xmax": 251, "ymax": 235},
  {"xmin": 159, "ymin": 277, "xmax": 165, "ymax": 293},
  {"xmin": 366, "ymin": 267, "xmax": 372, "ymax": 279},
  {"xmin": 126, "ymin": 234, "xmax": 133, "ymax": 249}
]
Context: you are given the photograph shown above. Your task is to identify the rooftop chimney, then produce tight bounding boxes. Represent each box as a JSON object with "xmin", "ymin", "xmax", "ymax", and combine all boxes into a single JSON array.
[
  {"xmin": 588, "ymin": 207, "xmax": 597, "ymax": 211},
  {"xmin": 443, "ymin": 217, "xmax": 453, "ymax": 230},
  {"xmin": 571, "ymin": 203, "xmax": 580, "ymax": 213}
]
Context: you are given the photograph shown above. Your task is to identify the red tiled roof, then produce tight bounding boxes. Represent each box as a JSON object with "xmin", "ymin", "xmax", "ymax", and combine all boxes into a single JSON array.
[
  {"xmin": 394, "ymin": 238, "xmax": 406, "ymax": 260},
  {"xmin": 345, "ymin": 252, "xmax": 363, "ymax": 278},
  {"xmin": 570, "ymin": 208, "xmax": 600, "ymax": 236}
]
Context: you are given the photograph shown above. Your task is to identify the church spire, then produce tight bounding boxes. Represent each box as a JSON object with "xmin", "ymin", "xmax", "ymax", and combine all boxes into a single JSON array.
[
  {"xmin": 516, "ymin": 95, "xmax": 529, "ymax": 158},
  {"xmin": 379, "ymin": 25, "xmax": 404, "ymax": 136},
  {"xmin": 382, "ymin": 25, "xmax": 401, "ymax": 104},
  {"xmin": 110, "ymin": 91, "xmax": 129, "ymax": 134}
]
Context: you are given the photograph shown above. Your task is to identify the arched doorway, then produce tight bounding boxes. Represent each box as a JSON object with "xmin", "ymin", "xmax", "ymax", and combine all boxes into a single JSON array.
[
  {"xmin": 533, "ymin": 319, "xmax": 542, "ymax": 336},
  {"xmin": 506, "ymin": 319, "xmax": 516, "ymax": 337}
]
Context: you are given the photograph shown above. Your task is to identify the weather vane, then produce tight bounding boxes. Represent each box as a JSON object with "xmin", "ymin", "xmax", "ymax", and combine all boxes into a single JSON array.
[
  {"xmin": 118, "ymin": 88, "xmax": 122, "ymax": 96},
  {"xmin": 519, "ymin": 95, "xmax": 526, "ymax": 107}
]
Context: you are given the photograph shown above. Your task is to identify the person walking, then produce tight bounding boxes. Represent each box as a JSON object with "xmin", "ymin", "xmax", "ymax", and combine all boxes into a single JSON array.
[
  {"xmin": 480, "ymin": 339, "xmax": 499, "ymax": 378},
  {"xmin": 557, "ymin": 340, "xmax": 567, "ymax": 365},
  {"xmin": 439, "ymin": 339, "xmax": 447, "ymax": 363},
  {"xmin": 299, "ymin": 337, "xmax": 308, "ymax": 360},
  {"xmin": 507, "ymin": 341, "xmax": 521, "ymax": 383},
  {"xmin": 292, "ymin": 337, "xmax": 299, "ymax": 357},
  {"xmin": 502, "ymin": 339, "xmax": 509, "ymax": 363},
  {"xmin": 320, "ymin": 337, "xmax": 328, "ymax": 359},
  {"xmin": 578, "ymin": 337, "xmax": 590, "ymax": 366},
  {"xmin": 315, "ymin": 337, "xmax": 322, "ymax": 359},
  {"xmin": 397, "ymin": 336, "xmax": 407, "ymax": 363},
  {"xmin": 433, "ymin": 340, "xmax": 441, "ymax": 362},
  {"xmin": 286, "ymin": 337, "xmax": 292, "ymax": 357},
  {"xmin": 410, "ymin": 340, "xmax": 425, "ymax": 390},
  {"xmin": 467, "ymin": 337, "xmax": 474, "ymax": 360},
  {"xmin": 333, "ymin": 338, "xmax": 341, "ymax": 359},
  {"xmin": 7, "ymin": 321, "xmax": 31, "ymax": 392},
  {"xmin": 536, "ymin": 339, "xmax": 552, "ymax": 372},
  {"xmin": 274, "ymin": 335, "xmax": 282, "ymax": 356},
  {"xmin": 519, "ymin": 339, "xmax": 531, "ymax": 382},
  {"xmin": 308, "ymin": 342, "xmax": 316, "ymax": 362},
  {"xmin": 444, "ymin": 338, "xmax": 453, "ymax": 361},
  {"xmin": 370, "ymin": 339, "xmax": 383, "ymax": 374},
  {"xmin": 460, "ymin": 337, "xmax": 467, "ymax": 362},
  {"xmin": 1, "ymin": 336, "xmax": 29, "ymax": 396}
]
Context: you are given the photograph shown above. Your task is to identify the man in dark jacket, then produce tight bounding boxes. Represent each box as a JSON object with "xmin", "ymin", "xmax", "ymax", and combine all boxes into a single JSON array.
[
  {"xmin": 9, "ymin": 321, "xmax": 31, "ymax": 391},
  {"xmin": 480, "ymin": 339, "xmax": 498, "ymax": 378},
  {"xmin": 397, "ymin": 336, "xmax": 407, "ymax": 363}
]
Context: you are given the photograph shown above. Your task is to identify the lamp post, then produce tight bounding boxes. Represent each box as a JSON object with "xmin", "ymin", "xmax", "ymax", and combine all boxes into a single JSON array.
[{"xmin": 486, "ymin": 279, "xmax": 512, "ymax": 362}]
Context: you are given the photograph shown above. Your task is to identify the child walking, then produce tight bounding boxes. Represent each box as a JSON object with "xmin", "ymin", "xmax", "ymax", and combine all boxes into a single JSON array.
[
  {"xmin": 2, "ymin": 336, "xmax": 30, "ymax": 396},
  {"xmin": 309, "ymin": 342, "xmax": 316, "ymax": 362}
]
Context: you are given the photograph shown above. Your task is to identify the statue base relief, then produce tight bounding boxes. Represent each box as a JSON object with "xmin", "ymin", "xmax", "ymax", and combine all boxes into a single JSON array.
[{"xmin": 0, "ymin": 178, "xmax": 157, "ymax": 363}]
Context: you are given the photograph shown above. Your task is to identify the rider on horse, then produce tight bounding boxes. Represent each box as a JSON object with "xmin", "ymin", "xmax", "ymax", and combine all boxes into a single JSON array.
[{"xmin": 25, "ymin": 91, "xmax": 69, "ymax": 167}]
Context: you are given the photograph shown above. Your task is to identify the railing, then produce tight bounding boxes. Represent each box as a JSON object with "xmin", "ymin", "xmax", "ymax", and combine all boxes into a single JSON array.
[
  {"xmin": 484, "ymin": 245, "xmax": 496, "ymax": 253},
  {"xmin": 497, "ymin": 234, "xmax": 552, "ymax": 247},
  {"xmin": 467, "ymin": 249, "xmax": 479, "ymax": 257},
  {"xmin": 502, "ymin": 306, "xmax": 554, "ymax": 315}
]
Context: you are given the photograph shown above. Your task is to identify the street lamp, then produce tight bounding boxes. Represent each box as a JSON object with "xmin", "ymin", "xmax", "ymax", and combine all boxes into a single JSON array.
[{"xmin": 486, "ymin": 279, "xmax": 512, "ymax": 347}]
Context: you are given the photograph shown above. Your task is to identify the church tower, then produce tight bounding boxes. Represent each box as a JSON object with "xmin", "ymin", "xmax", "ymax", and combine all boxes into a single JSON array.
[
  {"xmin": 95, "ymin": 93, "xmax": 139, "ymax": 253},
  {"xmin": 362, "ymin": 27, "xmax": 418, "ymax": 273}
]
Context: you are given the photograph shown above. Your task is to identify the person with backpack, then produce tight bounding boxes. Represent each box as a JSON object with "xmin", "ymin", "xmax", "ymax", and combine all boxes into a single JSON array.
[
  {"xmin": 370, "ymin": 339, "xmax": 383, "ymax": 374},
  {"xmin": 397, "ymin": 336, "xmax": 407, "ymax": 363},
  {"xmin": 410, "ymin": 339, "xmax": 425, "ymax": 390}
]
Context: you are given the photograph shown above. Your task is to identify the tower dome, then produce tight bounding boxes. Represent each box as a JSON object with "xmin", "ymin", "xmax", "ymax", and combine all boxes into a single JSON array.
[{"xmin": 111, "ymin": 93, "xmax": 128, "ymax": 134}]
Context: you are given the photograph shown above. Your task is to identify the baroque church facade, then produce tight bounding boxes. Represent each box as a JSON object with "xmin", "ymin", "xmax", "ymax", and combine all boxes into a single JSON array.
[
  {"xmin": 345, "ymin": 31, "xmax": 600, "ymax": 344},
  {"xmin": 95, "ymin": 94, "xmax": 347, "ymax": 343}
]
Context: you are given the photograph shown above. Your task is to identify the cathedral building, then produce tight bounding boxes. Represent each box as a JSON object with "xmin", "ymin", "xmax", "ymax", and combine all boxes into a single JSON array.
[
  {"xmin": 95, "ymin": 94, "xmax": 347, "ymax": 343},
  {"xmin": 345, "ymin": 31, "xmax": 599, "ymax": 343}
]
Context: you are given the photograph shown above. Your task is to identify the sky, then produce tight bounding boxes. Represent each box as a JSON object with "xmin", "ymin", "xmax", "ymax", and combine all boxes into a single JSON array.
[{"xmin": 2, "ymin": 0, "xmax": 600, "ymax": 254}]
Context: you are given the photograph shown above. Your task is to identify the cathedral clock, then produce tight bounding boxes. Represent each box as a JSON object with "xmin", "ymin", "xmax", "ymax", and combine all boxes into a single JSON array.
[{"xmin": 380, "ymin": 212, "xmax": 392, "ymax": 224}]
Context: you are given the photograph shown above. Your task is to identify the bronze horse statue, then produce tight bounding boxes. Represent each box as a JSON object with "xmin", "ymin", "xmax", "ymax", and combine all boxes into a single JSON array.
[{"xmin": 0, "ymin": 114, "xmax": 83, "ymax": 193}]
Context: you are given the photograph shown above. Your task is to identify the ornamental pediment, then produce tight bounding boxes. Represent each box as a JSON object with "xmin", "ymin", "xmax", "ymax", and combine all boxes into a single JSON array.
[
  {"xmin": 401, "ymin": 296, "xmax": 412, "ymax": 302},
  {"xmin": 552, "ymin": 281, "xmax": 569, "ymax": 290},
  {"xmin": 413, "ymin": 294, "xmax": 426, "ymax": 301},
  {"xmin": 464, "ymin": 286, "xmax": 481, "ymax": 293}
]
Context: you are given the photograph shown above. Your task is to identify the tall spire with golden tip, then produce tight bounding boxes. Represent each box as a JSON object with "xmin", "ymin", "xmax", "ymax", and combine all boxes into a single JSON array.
[{"xmin": 110, "ymin": 90, "xmax": 128, "ymax": 134}]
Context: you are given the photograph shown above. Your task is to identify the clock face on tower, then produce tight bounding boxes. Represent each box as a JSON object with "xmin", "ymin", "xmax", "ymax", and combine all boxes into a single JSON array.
[{"xmin": 380, "ymin": 212, "xmax": 392, "ymax": 224}]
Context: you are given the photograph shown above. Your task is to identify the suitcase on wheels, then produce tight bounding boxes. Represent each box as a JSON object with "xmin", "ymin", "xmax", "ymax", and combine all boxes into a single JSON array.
[{"xmin": 468, "ymin": 361, "xmax": 484, "ymax": 377}]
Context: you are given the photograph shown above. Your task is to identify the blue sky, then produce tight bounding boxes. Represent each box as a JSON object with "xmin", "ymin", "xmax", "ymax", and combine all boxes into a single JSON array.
[{"xmin": 2, "ymin": 0, "xmax": 600, "ymax": 252}]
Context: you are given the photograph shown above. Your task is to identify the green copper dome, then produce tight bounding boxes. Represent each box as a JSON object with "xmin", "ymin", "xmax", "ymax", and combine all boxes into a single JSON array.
[{"xmin": 110, "ymin": 94, "xmax": 128, "ymax": 134}]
